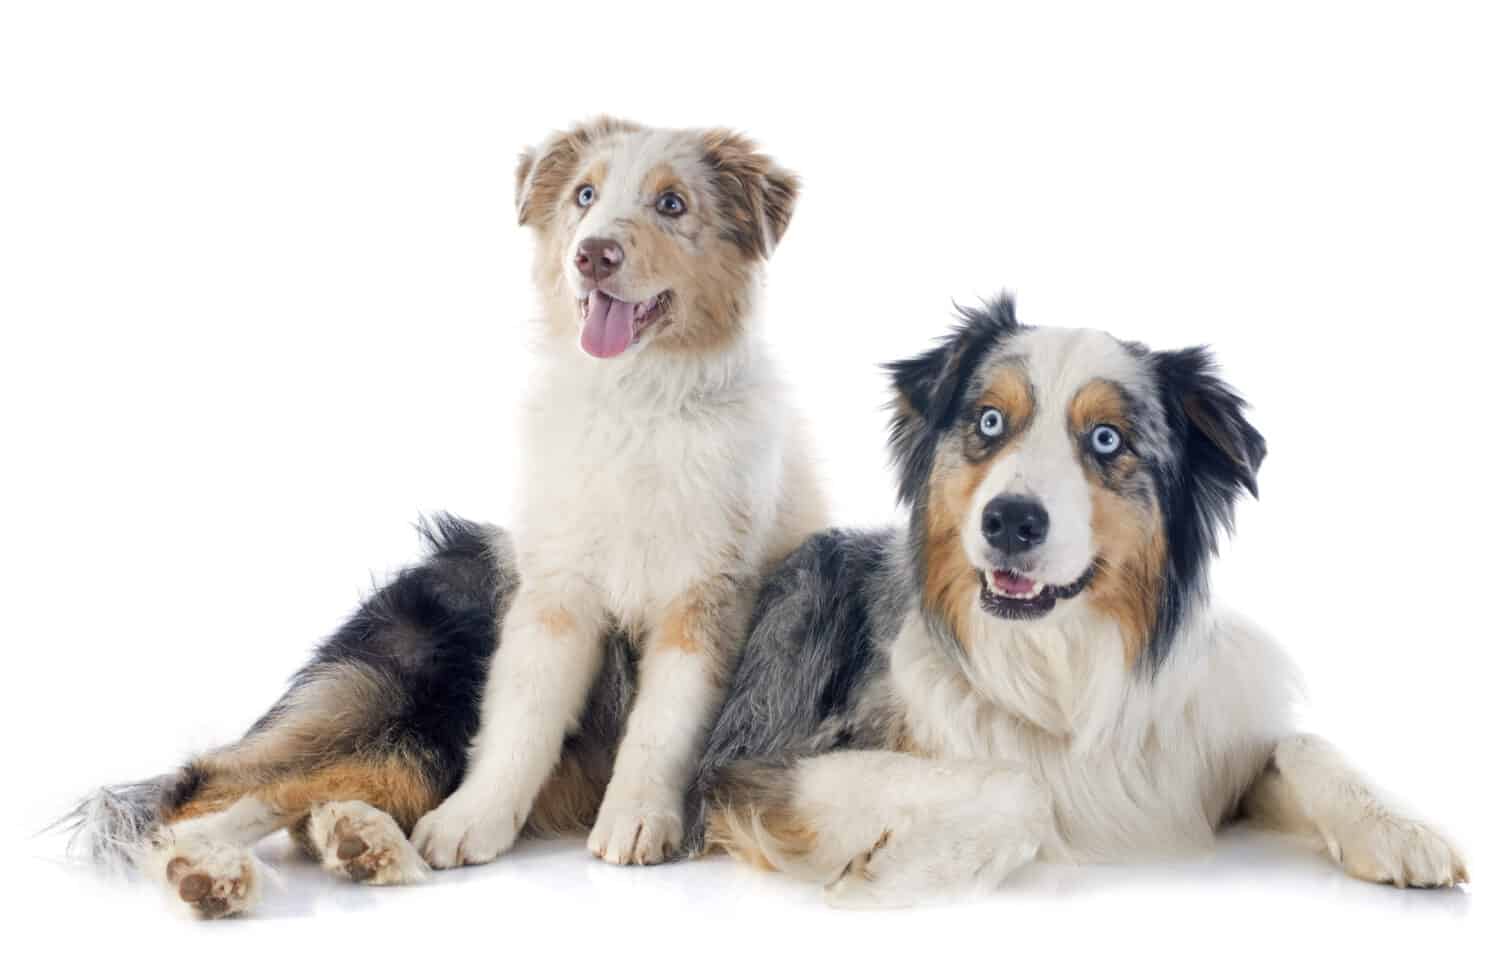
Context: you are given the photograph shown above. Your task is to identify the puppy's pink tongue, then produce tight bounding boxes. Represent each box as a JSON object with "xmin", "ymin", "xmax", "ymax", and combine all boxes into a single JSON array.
[{"xmin": 580, "ymin": 291, "xmax": 638, "ymax": 359}]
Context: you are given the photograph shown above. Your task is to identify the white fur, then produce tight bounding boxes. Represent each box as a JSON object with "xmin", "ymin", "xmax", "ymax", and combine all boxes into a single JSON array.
[
  {"xmin": 413, "ymin": 125, "xmax": 821, "ymax": 868},
  {"xmin": 306, "ymin": 801, "xmax": 431, "ymax": 886},
  {"xmin": 747, "ymin": 325, "xmax": 1463, "ymax": 905},
  {"xmin": 774, "ymin": 569, "xmax": 1463, "ymax": 907},
  {"xmin": 892, "ymin": 604, "xmax": 1298, "ymax": 862},
  {"xmin": 962, "ymin": 328, "xmax": 1155, "ymax": 587}
]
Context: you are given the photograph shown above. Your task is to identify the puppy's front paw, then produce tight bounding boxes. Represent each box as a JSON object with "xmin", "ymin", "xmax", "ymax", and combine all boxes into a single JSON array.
[
  {"xmin": 587, "ymin": 802, "xmax": 683, "ymax": 865},
  {"xmin": 1327, "ymin": 813, "xmax": 1467, "ymax": 888},
  {"xmin": 308, "ymin": 801, "xmax": 429, "ymax": 885},
  {"xmin": 410, "ymin": 791, "xmax": 521, "ymax": 869}
]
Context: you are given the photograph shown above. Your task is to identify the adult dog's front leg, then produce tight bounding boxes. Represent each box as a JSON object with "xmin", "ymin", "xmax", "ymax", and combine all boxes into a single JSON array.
[
  {"xmin": 587, "ymin": 582, "xmax": 743, "ymax": 865},
  {"xmin": 708, "ymin": 750, "xmax": 1052, "ymax": 908},
  {"xmin": 413, "ymin": 578, "xmax": 606, "ymax": 868},
  {"xmin": 1242, "ymin": 733, "xmax": 1467, "ymax": 888}
]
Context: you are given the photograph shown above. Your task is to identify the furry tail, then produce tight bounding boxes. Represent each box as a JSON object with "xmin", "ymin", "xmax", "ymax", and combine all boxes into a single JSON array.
[{"xmin": 54, "ymin": 772, "xmax": 191, "ymax": 874}]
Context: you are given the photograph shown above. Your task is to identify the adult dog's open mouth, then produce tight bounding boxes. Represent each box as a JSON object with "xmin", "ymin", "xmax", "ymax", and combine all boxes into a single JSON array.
[
  {"xmin": 977, "ymin": 565, "xmax": 1095, "ymax": 620},
  {"xmin": 578, "ymin": 289, "xmax": 673, "ymax": 358}
]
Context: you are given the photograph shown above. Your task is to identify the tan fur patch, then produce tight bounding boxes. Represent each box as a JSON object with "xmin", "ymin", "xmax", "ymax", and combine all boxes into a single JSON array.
[
  {"xmin": 167, "ymin": 755, "xmax": 440, "ymax": 832},
  {"xmin": 978, "ymin": 368, "xmax": 1036, "ymax": 432},
  {"xmin": 923, "ymin": 365, "xmax": 1035, "ymax": 645},
  {"xmin": 703, "ymin": 764, "xmax": 816, "ymax": 871},
  {"xmin": 922, "ymin": 492, "xmax": 981, "ymax": 647},
  {"xmin": 651, "ymin": 583, "xmax": 739, "ymax": 686},
  {"xmin": 525, "ymin": 753, "xmax": 607, "ymax": 837},
  {"xmin": 1065, "ymin": 379, "xmax": 1167, "ymax": 665},
  {"xmin": 525, "ymin": 122, "xmax": 798, "ymax": 359},
  {"xmin": 1085, "ymin": 487, "xmax": 1165, "ymax": 666},
  {"xmin": 515, "ymin": 116, "xmax": 639, "ymax": 228},
  {"xmin": 622, "ymin": 201, "xmax": 755, "ymax": 357},
  {"xmin": 700, "ymin": 128, "xmax": 800, "ymax": 258},
  {"xmin": 538, "ymin": 606, "xmax": 575, "ymax": 636},
  {"xmin": 646, "ymin": 162, "xmax": 680, "ymax": 199},
  {"xmin": 1068, "ymin": 378, "xmax": 1131, "ymax": 436},
  {"xmin": 656, "ymin": 590, "xmax": 711, "ymax": 655}
]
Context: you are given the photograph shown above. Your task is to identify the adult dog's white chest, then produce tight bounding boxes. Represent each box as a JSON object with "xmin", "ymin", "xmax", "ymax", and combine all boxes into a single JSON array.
[
  {"xmin": 889, "ymin": 605, "xmax": 1299, "ymax": 859},
  {"xmin": 512, "ymin": 343, "xmax": 787, "ymax": 624}
]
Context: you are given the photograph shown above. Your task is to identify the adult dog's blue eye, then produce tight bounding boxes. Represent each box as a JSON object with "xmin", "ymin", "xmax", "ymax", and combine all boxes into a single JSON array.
[
  {"xmin": 1090, "ymin": 424, "xmax": 1123, "ymax": 456},
  {"xmin": 576, "ymin": 185, "xmax": 596, "ymax": 207},
  {"xmin": 656, "ymin": 191, "xmax": 686, "ymax": 216},
  {"xmin": 978, "ymin": 407, "xmax": 1005, "ymax": 439}
]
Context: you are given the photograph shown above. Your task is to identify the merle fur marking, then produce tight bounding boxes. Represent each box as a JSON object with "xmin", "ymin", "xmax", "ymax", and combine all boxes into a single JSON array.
[{"xmin": 684, "ymin": 296, "xmax": 1269, "ymax": 852}]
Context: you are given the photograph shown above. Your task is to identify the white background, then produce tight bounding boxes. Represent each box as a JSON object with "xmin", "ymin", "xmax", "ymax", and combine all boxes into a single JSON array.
[{"xmin": 2, "ymin": 1, "xmax": 1496, "ymax": 962}]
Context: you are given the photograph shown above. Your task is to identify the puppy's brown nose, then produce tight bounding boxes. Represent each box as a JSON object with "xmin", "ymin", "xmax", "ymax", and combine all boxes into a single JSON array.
[{"xmin": 575, "ymin": 237, "xmax": 624, "ymax": 282}]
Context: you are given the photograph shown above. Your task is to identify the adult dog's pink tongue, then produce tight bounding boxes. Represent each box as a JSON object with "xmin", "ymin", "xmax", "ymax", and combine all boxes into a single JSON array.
[
  {"xmin": 580, "ymin": 291, "xmax": 638, "ymax": 358},
  {"xmin": 991, "ymin": 570, "xmax": 1036, "ymax": 596}
]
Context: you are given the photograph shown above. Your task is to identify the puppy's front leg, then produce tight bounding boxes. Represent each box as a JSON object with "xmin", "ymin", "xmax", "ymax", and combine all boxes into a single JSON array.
[
  {"xmin": 1242, "ymin": 733, "xmax": 1467, "ymax": 888},
  {"xmin": 588, "ymin": 582, "xmax": 743, "ymax": 865},
  {"xmin": 413, "ymin": 577, "xmax": 607, "ymax": 868}
]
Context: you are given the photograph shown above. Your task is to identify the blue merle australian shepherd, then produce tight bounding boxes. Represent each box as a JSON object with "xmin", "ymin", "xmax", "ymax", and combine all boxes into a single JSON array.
[{"xmin": 684, "ymin": 297, "xmax": 1465, "ymax": 906}]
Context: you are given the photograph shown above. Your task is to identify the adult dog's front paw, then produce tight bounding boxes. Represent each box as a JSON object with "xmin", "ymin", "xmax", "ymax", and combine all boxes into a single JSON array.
[
  {"xmin": 410, "ymin": 791, "xmax": 521, "ymax": 869},
  {"xmin": 1327, "ymin": 813, "xmax": 1467, "ymax": 888},
  {"xmin": 587, "ymin": 801, "xmax": 683, "ymax": 865}
]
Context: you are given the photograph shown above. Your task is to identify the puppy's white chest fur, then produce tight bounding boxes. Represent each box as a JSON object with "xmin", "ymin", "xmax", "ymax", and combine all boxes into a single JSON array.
[{"xmin": 513, "ymin": 342, "xmax": 787, "ymax": 623}]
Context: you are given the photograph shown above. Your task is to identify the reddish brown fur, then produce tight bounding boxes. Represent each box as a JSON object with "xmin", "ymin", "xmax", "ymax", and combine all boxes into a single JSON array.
[
  {"xmin": 700, "ymin": 128, "xmax": 800, "ymax": 259},
  {"xmin": 520, "ymin": 121, "xmax": 796, "ymax": 360},
  {"xmin": 515, "ymin": 116, "xmax": 640, "ymax": 228},
  {"xmin": 525, "ymin": 754, "xmax": 608, "ymax": 837},
  {"xmin": 703, "ymin": 764, "xmax": 817, "ymax": 871},
  {"xmin": 1069, "ymin": 379, "xmax": 1167, "ymax": 665},
  {"xmin": 166, "ymin": 754, "xmax": 441, "ymax": 832},
  {"xmin": 923, "ymin": 366, "xmax": 1036, "ymax": 647}
]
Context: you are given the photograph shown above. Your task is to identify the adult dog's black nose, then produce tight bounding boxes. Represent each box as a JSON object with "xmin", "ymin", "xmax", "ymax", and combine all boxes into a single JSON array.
[
  {"xmin": 575, "ymin": 236, "xmax": 624, "ymax": 282},
  {"xmin": 982, "ymin": 496, "xmax": 1050, "ymax": 554}
]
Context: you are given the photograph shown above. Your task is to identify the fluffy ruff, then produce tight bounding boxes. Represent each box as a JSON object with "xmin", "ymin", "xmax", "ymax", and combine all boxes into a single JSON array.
[{"xmin": 686, "ymin": 297, "xmax": 1467, "ymax": 906}]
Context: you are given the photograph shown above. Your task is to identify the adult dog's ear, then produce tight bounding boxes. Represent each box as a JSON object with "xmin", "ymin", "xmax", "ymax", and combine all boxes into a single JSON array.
[
  {"xmin": 1155, "ymin": 346, "xmax": 1266, "ymax": 503},
  {"xmin": 885, "ymin": 296, "xmax": 1020, "ymax": 504},
  {"xmin": 515, "ymin": 117, "xmax": 640, "ymax": 228},
  {"xmin": 700, "ymin": 129, "xmax": 801, "ymax": 259}
]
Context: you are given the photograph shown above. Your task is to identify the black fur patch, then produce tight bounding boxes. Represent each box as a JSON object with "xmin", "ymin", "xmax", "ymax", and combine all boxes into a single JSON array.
[
  {"xmin": 886, "ymin": 295, "xmax": 1023, "ymax": 505},
  {"xmin": 1144, "ymin": 347, "xmax": 1266, "ymax": 667}
]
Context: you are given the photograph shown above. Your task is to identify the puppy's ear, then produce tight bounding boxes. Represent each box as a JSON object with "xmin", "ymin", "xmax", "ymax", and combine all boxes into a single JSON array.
[
  {"xmin": 515, "ymin": 117, "xmax": 639, "ymax": 228},
  {"xmin": 885, "ymin": 296, "xmax": 1020, "ymax": 503},
  {"xmin": 1154, "ymin": 347, "xmax": 1266, "ymax": 502},
  {"xmin": 700, "ymin": 129, "xmax": 801, "ymax": 259}
]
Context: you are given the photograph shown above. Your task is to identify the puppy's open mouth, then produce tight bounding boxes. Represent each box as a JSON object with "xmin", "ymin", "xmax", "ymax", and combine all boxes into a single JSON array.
[
  {"xmin": 578, "ymin": 290, "xmax": 672, "ymax": 359},
  {"xmin": 977, "ymin": 565, "xmax": 1095, "ymax": 620}
]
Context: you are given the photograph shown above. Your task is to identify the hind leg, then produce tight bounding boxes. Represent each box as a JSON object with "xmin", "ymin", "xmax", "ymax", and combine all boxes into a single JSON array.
[
  {"xmin": 155, "ymin": 752, "xmax": 442, "ymax": 914},
  {"xmin": 1242, "ymin": 733, "xmax": 1467, "ymax": 888},
  {"xmin": 147, "ymin": 795, "xmax": 282, "ymax": 918},
  {"xmin": 303, "ymin": 801, "xmax": 429, "ymax": 885}
]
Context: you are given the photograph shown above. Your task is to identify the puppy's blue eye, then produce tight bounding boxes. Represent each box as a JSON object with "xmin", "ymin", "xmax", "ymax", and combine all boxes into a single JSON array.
[
  {"xmin": 1090, "ymin": 424, "xmax": 1123, "ymax": 456},
  {"xmin": 978, "ymin": 407, "xmax": 1005, "ymax": 439},
  {"xmin": 576, "ymin": 185, "xmax": 596, "ymax": 207},
  {"xmin": 656, "ymin": 191, "xmax": 686, "ymax": 217}
]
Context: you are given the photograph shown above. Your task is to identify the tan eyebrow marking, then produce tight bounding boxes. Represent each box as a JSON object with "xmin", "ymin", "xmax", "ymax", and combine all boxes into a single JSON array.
[{"xmin": 1068, "ymin": 379, "xmax": 1132, "ymax": 437}]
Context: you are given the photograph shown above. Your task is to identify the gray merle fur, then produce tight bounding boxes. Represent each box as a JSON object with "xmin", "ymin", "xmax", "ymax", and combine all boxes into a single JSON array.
[{"xmin": 683, "ymin": 297, "xmax": 1265, "ymax": 853}]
